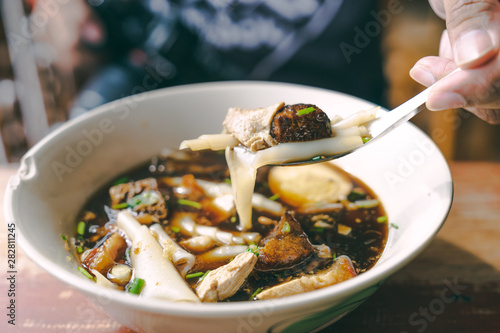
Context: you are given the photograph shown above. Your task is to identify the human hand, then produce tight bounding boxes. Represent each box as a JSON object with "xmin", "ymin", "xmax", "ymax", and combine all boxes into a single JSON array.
[{"xmin": 410, "ymin": 0, "xmax": 500, "ymax": 124}]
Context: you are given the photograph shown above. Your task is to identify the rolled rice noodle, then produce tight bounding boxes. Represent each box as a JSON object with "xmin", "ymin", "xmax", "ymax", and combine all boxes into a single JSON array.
[
  {"xmin": 150, "ymin": 223, "xmax": 195, "ymax": 277},
  {"xmin": 170, "ymin": 213, "xmax": 246, "ymax": 245},
  {"xmin": 331, "ymin": 106, "xmax": 379, "ymax": 130},
  {"xmin": 179, "ymin": 134, "xmax": 239, "ymax": 151},
  {"xmin": 196, "ymin": 245, "xmax": 248, "ymax": 263},
  {"xmin": 116, "ymin": 211, "xmax": 199, "ymax": 302}
]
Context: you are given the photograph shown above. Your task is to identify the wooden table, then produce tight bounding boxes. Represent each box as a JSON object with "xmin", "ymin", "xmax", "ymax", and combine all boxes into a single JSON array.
[{"xmin": 1, "ymin": 162, "xmax": 499, "ymax": 333}]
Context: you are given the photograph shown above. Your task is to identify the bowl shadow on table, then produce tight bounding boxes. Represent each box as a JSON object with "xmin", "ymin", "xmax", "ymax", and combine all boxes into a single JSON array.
[{"xmin": 322, "ymin": 238, "xmax": 500, "ymax": 333}]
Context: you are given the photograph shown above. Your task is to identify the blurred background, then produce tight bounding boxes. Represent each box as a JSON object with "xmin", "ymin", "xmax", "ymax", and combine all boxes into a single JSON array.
[{"xmin": 0, "ymin": 0, "xmax": 498, "ymax": 163}]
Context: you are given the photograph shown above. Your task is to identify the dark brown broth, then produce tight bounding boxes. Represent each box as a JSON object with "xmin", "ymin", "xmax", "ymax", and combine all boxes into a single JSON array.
[{"xmin": 74, "ymin": 150, "xmax": 388, "ymax": 301}]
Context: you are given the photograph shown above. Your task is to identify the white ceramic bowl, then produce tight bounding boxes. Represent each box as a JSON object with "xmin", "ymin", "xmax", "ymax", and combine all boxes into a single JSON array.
[{"xmin": 4, "ymin": 82, "xmax": 453, "ymax": 333}]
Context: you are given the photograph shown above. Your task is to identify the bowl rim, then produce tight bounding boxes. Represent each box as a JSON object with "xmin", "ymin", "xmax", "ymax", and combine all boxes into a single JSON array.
[{"xmin": 5, "ymin": 80, "xmax": 454, "ymax": 317}]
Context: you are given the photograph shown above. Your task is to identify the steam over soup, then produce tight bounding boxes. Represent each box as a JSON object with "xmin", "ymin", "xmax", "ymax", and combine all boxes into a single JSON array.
[{"xmin": 69, "ymin": 150, "xmax": 388, "ymax": 302}]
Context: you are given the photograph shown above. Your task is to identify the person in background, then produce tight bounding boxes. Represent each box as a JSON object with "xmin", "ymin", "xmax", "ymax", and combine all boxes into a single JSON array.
[
  {"xmin": 31, "ymin": 0, "xmax": 500, "ymax": 124},
  {"xmin": 32, "ymin": 0, "xmax": 386, "ymax": 119},
  {"xmin": 412, "ymin": 0, "xmax": 500, "ymax": 124}
]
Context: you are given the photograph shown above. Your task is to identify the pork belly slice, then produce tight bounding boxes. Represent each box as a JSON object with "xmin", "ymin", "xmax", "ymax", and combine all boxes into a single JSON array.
[
  {"xmin": 256, "ymin": 255, "xmax": 357, "ymax": 300},
  {"xmin": 256, "ymin": 211, "xmax": 314, "ymax": 271},
  {"xmin": 82, "ymin": 233, "xmax": 127, "ymax": 275},
  {"xmin": 109, "ymin": 178, "xmax": 167, "ymax": 223},
  {"xmin": 222, "ymin": 102, "xmax": 284, "ymax": 151},
  {"xmin": 196, "ymin": 251, "xmax": 257, "ymax": 302}
]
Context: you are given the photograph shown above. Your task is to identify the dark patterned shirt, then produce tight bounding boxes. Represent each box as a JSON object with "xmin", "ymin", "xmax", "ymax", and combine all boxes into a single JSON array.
[{"xmin": 173, "ymin": 0, "xmax": 385, "ymax": 105}]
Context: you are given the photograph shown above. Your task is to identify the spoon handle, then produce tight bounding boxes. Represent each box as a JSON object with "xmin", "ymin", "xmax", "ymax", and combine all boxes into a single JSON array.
[{"xmin": 369, "ymin": 68, "xmax": 460, "ymax": 141}]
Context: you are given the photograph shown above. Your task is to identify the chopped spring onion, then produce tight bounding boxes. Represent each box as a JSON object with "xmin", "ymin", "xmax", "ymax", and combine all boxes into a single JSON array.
[
  {"xmin": 112, "ymin": 202, "xmax": 129, "ymax": 210},
  {"xmin": 246, "ymin": 244, "xmax": 260, "ymax": 257},
  {"xmin": 230, "ymin": 216, "xmax": 237, "ymax": 223},
  {"xmin": 77, "ymin": 246, "xmax": 83, "ymax": 254},
  {"xmin": 113, "ymin": 176, "xmax": 130, "ymax": 185},
  {"xmin": 332, "ymin": 252, "xmax": 337, "ymax": 261},
  {"xmin": 128, "ymin": 191, "xmax": 161, "ymax": 207},
  {"xmin": 297, "ymin": 107, "xmax": 316, "ymax": 116},
  {"xmin": 60, "ymin": 234, "xmax": 68, "ymax": 241},
  {"xmin": 311, "ymin": 156, "xmax": 324, "ymax": 161},
  {"xmin": 269, "ymin": 193, "xmax": 280, "ymax": 201},
  {"xmin": 311, "ymin": 227, "xmax": 324, "ymax": 233},
  {"xmin": 223, "ymin": 178, "xmax": 232, "ymax": 184},
  {"xmin": 377, "ymin": 216, "xmax": 388, "ymax": 223},
  {"xmin": 128, "ymin": 197, "xmax": 142, "ymax": 207},
  {"xmin": 178, "ymin": 199, "xmax": 202, "ymax": 209},
  {"xmin": 78, "ymin": 267, "xmax": 94, "ymax": 280},
  {"xmin": 347, "ymin": 189, "xmax": 366, "ymax": 202},
  {"xmin": 125, "ymin": 248, "xmax": 131, "ymax": 264},
  {"xmin": 362, "ymin": 136, "xmax": 371, "ymax": 144},
  {"xmin": 250, "ymin": 287, "xmax": 263, "ymax": 300},
  {"xmin": 199, "ymin": 270, "xmax": 211, "ymax": 282},
  {"xmin": 128, "ymin": 278, "xmax": 145, "ymax": 295},
  {"xmin": 171, "ymin": 226, "xmax": 180, "ymax": 233},
  {"xmin": 185, "ymin": 272, "xmax": 204, "ymax": 279},
  {"xmin": 354, "ymin": 199, "xmax": 379, "ymax": 209},
  {"xmin": 77, "ymin": 221, "xmax": 86, "ymax": 236},
  {"xmin": 282, "ymin": 221, "xmax": 290, "ymax": 233},
  {"xmin": 390, "ymin": 223, "xmax": 399, "ymax": 229}
]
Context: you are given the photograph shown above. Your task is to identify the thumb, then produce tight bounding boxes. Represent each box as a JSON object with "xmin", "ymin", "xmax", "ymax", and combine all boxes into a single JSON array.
[{"xmin": 443, "ymin": 0, "xmax": 500, "ymax": 68}]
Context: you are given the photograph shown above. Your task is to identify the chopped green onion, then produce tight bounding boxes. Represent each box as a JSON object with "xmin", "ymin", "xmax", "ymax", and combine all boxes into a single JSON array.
[
  {"xmin": 354, "ymin": 199, "xmax": 379, "ymax": 209},
  {"xmin": 185, "ymin": 272, "xmax": 204, "ymax": 279},
  {"xmin": 178, "ymin": 199, "xmax": 202, "ymax": 209},
  {"xmin": 297, "ymin": 107, "xmax": 316, "ymax": 116},
  {"xmin": 112, "ymin": 202, "xmax": 129, "ymax": 210},
  {"xmin": 128, "ymin": 278, "xmax": 145, "ymax": 295},
  {"xmin": 332, "ymin": 252, "xmax": 337, "ymax": 261},
  {"xmin": 282, "ymin": 221, "xmax": 290, "ymax": 233},
  {"xmin": 390, "ymin": 223, "xmax": 399, "ymax": 229},
  {"xmin": 230, "ymin": 216, "xmax": 237, "ymax": 223},
  {"xmin": 269, "ymin": 193, "xmax": 280, "ymax": 201},
  {"xmin": 311, "ymin": 227, "xmax": 324, "ymax": 233},
  {"xmin": 128, "ymin": 191, "xmax": 161, "ymax": 207},
  {"xmin": 246, "ymin": 244, "xmax": 260, "ymax": 257},
  {"xmin": 171, "ymin": 226, "xmax": 180, "ymax": 233},
  {"xmin": 311, "ymin": 156, "xmax": 324, "ymax": 161},
  {"xmin": 61, "ymin": 234, "xmax": 68, "ymax": 241},
  {"xmin": 128, "ymin": 197, "xmax": 142, "ymax": 207},
  {"xmin": 113, "ymin": 176, "xmax": 130, "ymax": 186},
  {"xmin": 347, "ymin": 189, "xmax": 366, "ymax": 202},
  {"xmin": 77, "ymin": 246, "xmax": 83, "ymax": 254},
  {"xmin": 125, "ymin": 248, "xmax": 131, "ymax": 264},
  {"xmin": 223, "ymin": 178, "xmax": 232, "ymax": 184},
  {"xmin": 250, "ymin": 287, "xmax": 263, "ymax": 300},
  {"xmin": 199, "ymin": 270, "xmax": 211, "ymax": 282},
  {"xmin": 78, "ymin": 267, "xmax": 94, "ymax": 280},
  {"xmin": 362, "ymin": 136, "xmax": 371, "ymax": 144},
  {"xmin": 77, "ymin": 221, "xmax": 86, "ymax": 236},
  {"xmin": 377, "ymin": 216, "xmax": 388, "ymax": 223}
]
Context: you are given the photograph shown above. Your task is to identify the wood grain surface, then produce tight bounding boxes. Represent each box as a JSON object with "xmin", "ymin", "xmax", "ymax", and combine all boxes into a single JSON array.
[{"xmin": 1, "ymin": 162, "xmax": 499, "ymax": 333}]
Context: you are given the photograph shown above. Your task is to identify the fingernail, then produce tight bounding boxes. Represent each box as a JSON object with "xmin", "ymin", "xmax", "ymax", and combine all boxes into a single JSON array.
[
  {"xmin": 427, "ymin": 92, "xmax": 466, "ymax": 110},
  {"xmin": 409, "ymin": 65, "xmax": 436, "ymax": 86},
  {"xmin": 454, "ymin": 30, "xmax": 496, "ymax": 68}
]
